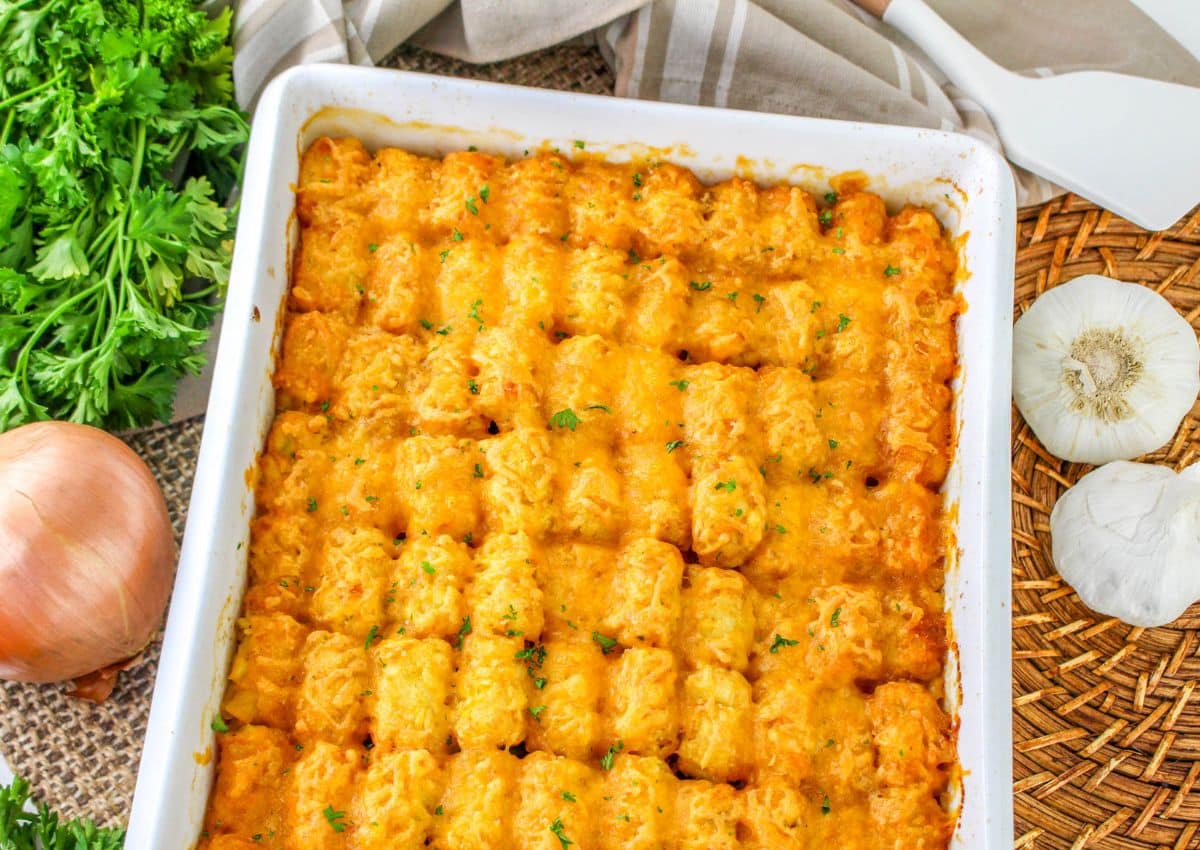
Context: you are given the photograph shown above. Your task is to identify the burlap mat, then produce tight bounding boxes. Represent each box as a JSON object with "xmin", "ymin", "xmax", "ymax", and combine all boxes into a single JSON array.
[{"xmin": 0, "ymin": 44, "xmax": 616, "ymax": 828}]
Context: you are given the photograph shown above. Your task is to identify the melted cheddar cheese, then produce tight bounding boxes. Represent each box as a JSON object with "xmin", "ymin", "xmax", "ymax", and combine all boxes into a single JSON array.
[{"xmin": 201, "ymin": 137, "xmax": 960, "ymax": 850}]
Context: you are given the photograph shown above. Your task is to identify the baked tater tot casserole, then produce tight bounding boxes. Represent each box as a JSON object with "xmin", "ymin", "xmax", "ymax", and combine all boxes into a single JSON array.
[{"xmin": 200, "ymin": 137, "xmax": 961, "ymax": 850}]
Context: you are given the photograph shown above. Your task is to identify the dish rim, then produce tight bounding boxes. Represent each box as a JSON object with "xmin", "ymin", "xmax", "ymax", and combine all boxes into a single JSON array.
[{"xmin": 126, "ymin": 63, "xmax": 1016, "ymax": 850}]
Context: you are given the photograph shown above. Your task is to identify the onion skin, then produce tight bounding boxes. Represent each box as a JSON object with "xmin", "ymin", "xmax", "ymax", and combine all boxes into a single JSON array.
[{"xmin": 0, "ymin": 421, "xmax": 174, "ymax": 693}]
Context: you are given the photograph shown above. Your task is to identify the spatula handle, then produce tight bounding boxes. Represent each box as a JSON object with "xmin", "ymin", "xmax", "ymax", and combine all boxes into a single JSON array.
[{"xmin": 871, "ymin": 0, "xmax": 1014, "ymax": 105}]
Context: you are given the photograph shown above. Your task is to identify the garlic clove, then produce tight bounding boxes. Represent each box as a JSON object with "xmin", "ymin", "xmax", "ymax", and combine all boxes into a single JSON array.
[
  {"xmin": 1013, "ymin": 274, "xmax": 1199, "ymax": 464},
  {"xmin": 1051, "ymin": 461, "xmax": 1200, "ymax": 628}
]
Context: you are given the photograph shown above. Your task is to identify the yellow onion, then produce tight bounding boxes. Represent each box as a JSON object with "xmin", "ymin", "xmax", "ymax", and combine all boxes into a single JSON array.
[{"xmin": 0, "ymin": 421, "xmax": 174, "ymax": 700}]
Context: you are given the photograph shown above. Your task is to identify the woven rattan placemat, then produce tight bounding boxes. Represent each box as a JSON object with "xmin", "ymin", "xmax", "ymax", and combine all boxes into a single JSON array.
[
  {"xmin": 3, "ymin": 41, "xmax": 1200, "ymax": 848},
  {"xmin": 1012, "ymin": 199, "xmax": 1200, "ymax": 850}
]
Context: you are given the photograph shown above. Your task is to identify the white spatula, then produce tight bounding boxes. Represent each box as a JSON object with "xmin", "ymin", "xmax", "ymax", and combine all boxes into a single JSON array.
[{"xmin": 856, "ymin": 0, "xmax": 1200, "ymax": 231}]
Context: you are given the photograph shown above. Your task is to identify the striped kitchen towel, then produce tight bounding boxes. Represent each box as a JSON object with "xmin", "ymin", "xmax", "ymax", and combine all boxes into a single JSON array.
[{"xmin": 230, "ymin": 0, "xmax": 1200, "ymax": 206}]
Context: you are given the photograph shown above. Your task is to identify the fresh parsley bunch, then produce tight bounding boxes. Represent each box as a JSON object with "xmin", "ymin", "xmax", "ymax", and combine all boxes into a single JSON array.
[
  {"xmin": 0, "ymin": 0, "xmax": 247, "ymax": 430},
  {"xmin": 0, "ymin": 777, "xmax": 124, "ymax": 849}
]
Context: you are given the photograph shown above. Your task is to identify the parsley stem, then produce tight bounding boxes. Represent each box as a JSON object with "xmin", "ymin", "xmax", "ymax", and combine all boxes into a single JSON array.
[
  {"xmin": 0, "ymin": 69, "xmax": 67, "ymax": 115},
  {"xmin": 12, "ymin": 282, "xmax": 105, "ymax": 398}
]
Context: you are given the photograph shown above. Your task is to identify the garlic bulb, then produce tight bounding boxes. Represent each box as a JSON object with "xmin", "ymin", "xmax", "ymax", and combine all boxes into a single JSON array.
[
  {"xmin": 1051, "ymin": 461, "xmax": 1200, "ymax": 627},
  {"xmin": 1013, "ymin": 274, "xmax": 1199, "ymax": 464}
]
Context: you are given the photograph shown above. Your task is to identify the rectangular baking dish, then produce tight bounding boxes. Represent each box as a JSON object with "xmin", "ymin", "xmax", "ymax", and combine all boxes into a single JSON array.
[{"xmin": 126, "ymin": 63, "xmax": 1016, "ymax": 849}]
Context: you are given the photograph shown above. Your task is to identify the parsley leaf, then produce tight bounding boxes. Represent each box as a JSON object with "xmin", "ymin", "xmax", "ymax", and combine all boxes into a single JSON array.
[
  {"xmin": 600, "ymin": 739, "xmax": 624, "ymax": 770},
  {"xmin": 591, "ymin": 631, "xmax": 618, "ymax": 654},
  {"xmin": 549, "ymin": 408, "xmax": 581, "ymax": 431},
  {"xmin": 550, "ymin": 817, "xmax": 574, "ymax": 850},
  {"xmin": 0, "ymin": 1, "xmax": 247, "ymax": 431},
  {"xmin": 0, "ymin": 778, "xmax": 125, "ymax": 849},
  {"xmin": 770, "ymin": 634, "xmax": 799, "ymax": 653},
  {"xmin": 454, "ymin": 615, "xmax": 472, "ymax": 649},
  {"xmin": 323, "ymin": 805, "xmax": 347, "ymax": 832}
]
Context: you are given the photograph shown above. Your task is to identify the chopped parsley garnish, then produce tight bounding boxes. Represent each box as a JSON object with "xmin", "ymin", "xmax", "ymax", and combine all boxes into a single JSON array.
[
  {"xmin": 836, "ymin": 313, "xmax": 852, "ymax": 333},
  {"xmin": 819, "ymin": 209, "xmax": 833, "ymax": 226},
  {"xmin": 550, "ymin": 408, "xmax": 581, "ymax": 431},
  {"xmin": 592, "ymin": 631, "xmax": 618, "ymax": 655},
  {"xmin": 831, "ymin": 607, "xmax": 842, "ymax": 627},
  {"xmin": 421, "ymin": 561, "xmax": 436, "ymax": 575},
  {"xmin": 668, "ymin": 379, "xmax": 689, "ymax": 391},
  {"xmin": 368, "ymin": 243, "xmax": 379, "ymax": 253},
  {"xmin": 354, "ymin": 457, "xmax": 366, "ymax": 466},
  {"xmin": 689, "ymin": 280, "xmax": 712, "ymax": 292},
  {"xmin": 585, "ymin": 404, "xmax": 612, "ymax": 413},
  {"xmin": 452, "ymin": 229, "xmax": 463, "ymax": 241},
  {"xmin": 517, "ymin": 643, "xmax": 548, "ymax": 687},
  {"xmin": 469, "ymin": 299, "xmax": 484, "ymax": 329},
  {"xmin": 210, "ymin": 715, "xmax": 228, "ymax": 733},
  {"xmin": 364, "ymin": 625, "xmax": 379, "ymax": 651},
  {"xmin": 822, "ymin": 795, "xmax": 831, "ymax": 815},
  {"xmin": 323, "ymin": 805, "xmax": 347, "ymax": 833},
  {"xmin": 474, "ymin": 463, "xmax": 484, "ymax": 478},
  {"xmin": 828, "ymin": 439, "xmax": 839, "ymax": 449},
  {"xmin": 480, "ymin": 185, "xmax": 491, "ymax": 204},
  {"xmin": 455, "ymin": 616, "xmax": 472, "ymax": 649},
  {"xmin": 824, "ymin": 191, "xmax": 838, "ymax": 204},
  {"xmin": 503, "ymin": 604, "xmax": 519, "ymax": 621},
  {"xmin": 439, "ymin": 249, "xmax": 450, "ymax": 263},
  {"xmin": 811, "ymin": 300, "xmax": 822, "ymax": 313},
  {"xmin": 715, "ymin": 479, "xmax": 737, "ymax": 493},
  {"xmin": 306, "ymin": 497, "xmax": 318, "ymax": 513},
  {"xmin": 468, "ymin": 378, "xmax": 480, "ymax": 394},
  {"xmin": 665, "ymin": 440, "xmax": 686, "ymax": 453},
  {"xmin": 419, "ymin": 318, "xmax": 434, "ymax": 330},
  {"xmin": 465, "ymin": 197, "xmax": 479, "ymax": 215},
  {"xmin": 770, "ymin": 634, "xmax": 799, "ymax": 653},
  {"xmin": 753, "ymin": 293, "xmax": 767, "ymax": 312},
  {"xmin": 574, "ymin": 140, "xmax": 585, "ymax": 149},
  {"xmin": 726, "ymin": 291, "xmax": 739, "ymax": 303},
  {"xmin": 365, "ymin": 494, "xmax": 380, "ymax": 503},
  {"xmin": 884, "ymin": 264, "xmax": 901, "ymax": 276},
  {"xmin": 774, "ymin": 524, "xmax": 787, "ymax": 534},
  {"xmin": 562, "ymin": 790, "xmax": 577, "ymax": 802},
  {"xmin": 550, "ymin": 817, "xmax": 574, "ymax": 850},
  {"xmin": 600, "ymin": 740, "xmax": 624, "ymax": 770},
  {"xmin": 632, "ymin": 172, "xmax": 643, "ymax": 187},
  {"xmin": 529, "ymin": 704, "xmax": 547, "ymax": 719},
  {"xmin": 436, "ymin": 325, "xmax": 452, "ymax": 336},
  {"xmin": 832, "ymin": 246, "xmax": 845, "ymax": 255},
  {"xmin": 435, "ymin": 805, "xmax": 444, "ymax": 815}
]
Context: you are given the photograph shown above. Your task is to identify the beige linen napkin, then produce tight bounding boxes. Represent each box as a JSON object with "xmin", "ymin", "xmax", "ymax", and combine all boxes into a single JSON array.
[
  {"xmin": 169, "ymin": 0, "xmax": 1199, "ymax": 422},
  {"xmin": 230, "ymin": 0, "xmax": 1200, "ymax": 210}
]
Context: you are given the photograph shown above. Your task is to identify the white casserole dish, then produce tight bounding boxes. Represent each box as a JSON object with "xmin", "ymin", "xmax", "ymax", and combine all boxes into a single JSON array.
[{"xmin": 126, "ymin": 64, "xmax": 1016, "ymax": 849}]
